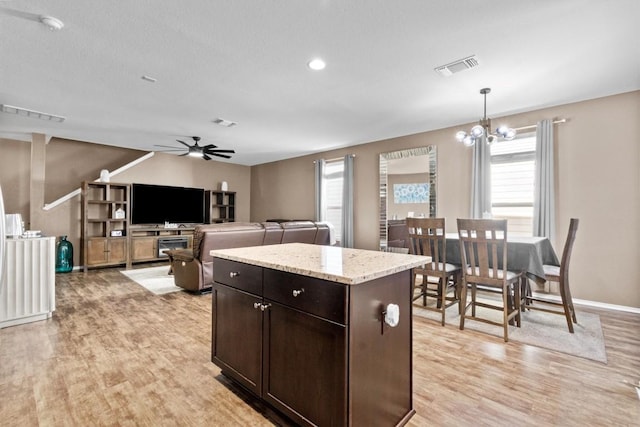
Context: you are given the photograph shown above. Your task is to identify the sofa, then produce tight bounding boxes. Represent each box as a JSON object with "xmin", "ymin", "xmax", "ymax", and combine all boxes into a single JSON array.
[{"xmin": 166, "ymin": 221, "xmax": 331, "ymax": 292}]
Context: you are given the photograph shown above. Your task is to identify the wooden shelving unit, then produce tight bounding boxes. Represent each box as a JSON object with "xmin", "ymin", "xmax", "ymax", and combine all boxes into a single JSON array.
[
  {"xmin": 81, "ymin": 181, "xmax": 131, "ymax": 272},
  {"xmin": 210, "ymin": 191, "xmax": 235, "ymax": 223}
]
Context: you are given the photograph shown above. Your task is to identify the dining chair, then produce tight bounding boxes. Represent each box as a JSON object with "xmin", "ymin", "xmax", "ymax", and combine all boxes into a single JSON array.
[
  {"xmin": 523, "ymin": 218, "xmax": 579, "ymax": 333},
  {"xmin": 406, "ymin": 217, "xmax": 461, "ymax": 326},
  {"xmin": 457, "ymin": 219, "xmax": 523, "ymax": 342}
]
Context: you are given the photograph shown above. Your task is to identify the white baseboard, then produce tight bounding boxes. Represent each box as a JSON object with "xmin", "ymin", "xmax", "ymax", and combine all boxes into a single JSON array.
[{"xmin": 532, "ymin": 292, "xmax": 640, "ymax": 314}]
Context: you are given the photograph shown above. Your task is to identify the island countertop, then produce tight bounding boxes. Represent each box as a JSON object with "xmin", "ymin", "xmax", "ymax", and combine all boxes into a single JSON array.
[{"xmin": 210, "ymin": 242, "xmax": 429, "ymax": 285}]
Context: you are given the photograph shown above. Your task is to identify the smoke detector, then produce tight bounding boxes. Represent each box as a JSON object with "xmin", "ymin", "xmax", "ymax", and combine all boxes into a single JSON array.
[{"xmin": 434, "ymin": 55, "xmax": 479, "ymax": 77}]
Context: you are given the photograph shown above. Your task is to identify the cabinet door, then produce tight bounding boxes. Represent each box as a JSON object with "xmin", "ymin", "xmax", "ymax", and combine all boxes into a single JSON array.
[
  {"xmin": 212, "ymin": 283, "xmax": 263, "ymax": 396},
  {"xmin": 108, "ymin": 238, "xmax": 127, "ymax": 263},
  {"xmin": 131, "ymin": 237, "xmax": 156, "ymax": 261},
  {"xmin": 87, "ymin": 238, "xmax": 108, "ymax": 265},
  {"xmin": 263, "ymin": 302, "xmax": 347, "ymax": 426}
]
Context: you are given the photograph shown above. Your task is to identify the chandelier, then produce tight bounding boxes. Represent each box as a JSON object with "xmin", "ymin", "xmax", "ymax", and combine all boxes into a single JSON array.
[{"xmin": 455, "ymin": 88, "xmax": 516, "ymax": 147}]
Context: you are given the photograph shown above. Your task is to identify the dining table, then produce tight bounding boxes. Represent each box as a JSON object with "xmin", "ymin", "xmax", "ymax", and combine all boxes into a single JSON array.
[{"xmin": 444, "ymin": 233, "xmax": 559, "ymax": 285}]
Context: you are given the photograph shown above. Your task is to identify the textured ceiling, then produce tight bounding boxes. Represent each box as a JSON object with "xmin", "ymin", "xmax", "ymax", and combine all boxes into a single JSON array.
[{"xmin": 1, "ymin": 0, "xmax": 639, "ymax": 165}]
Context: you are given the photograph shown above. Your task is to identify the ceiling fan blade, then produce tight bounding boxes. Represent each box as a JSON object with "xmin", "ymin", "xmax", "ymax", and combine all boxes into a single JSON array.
[
  {"xmin": 176, "ymin": 139, "xmax": 191, "ymax": 148},
  {"xmin": 203, "ymin": 144, "xmax": 218, "ymax": 150},
  {"xmin": 202, "ymin": 153, "xmax": 212, "ymax": 160},
  {"xmin": 210, "ymin": 153, "xmax": 232, "ymax": 159},
  {"xmin": 179, "ymin": 152, "xmax": 189, "ymax": 156},
  {"xmin": 205, "ymin": 149, "xmax": 235, "ymax": 154}
]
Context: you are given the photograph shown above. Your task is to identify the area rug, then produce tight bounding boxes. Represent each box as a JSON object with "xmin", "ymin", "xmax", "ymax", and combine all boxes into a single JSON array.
[
  {"xmin": 120, "ymin": 266, "xmax": 183, "ymax": 295},
  {"xmin": 413, "ymin": 301, "xmax": 607, "ymax": 364}
]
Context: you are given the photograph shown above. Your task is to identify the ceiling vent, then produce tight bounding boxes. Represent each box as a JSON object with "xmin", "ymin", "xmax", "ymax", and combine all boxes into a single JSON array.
[
  {"xmin": 213, "ymin": 118, "xmax": 237, "ymax": 128},
  {"xmin": 434, "ymin": 55, "xmax": 479, "ymax": 77},
  {"xmin": 1, "ymin": 104, "xmax": 66, "ymax": 122}
]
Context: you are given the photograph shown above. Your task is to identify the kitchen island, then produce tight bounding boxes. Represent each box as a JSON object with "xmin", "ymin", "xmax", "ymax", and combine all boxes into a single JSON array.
[{"xmin": 210, "ymin": 243, "xmax": 428, "ymax": 426}]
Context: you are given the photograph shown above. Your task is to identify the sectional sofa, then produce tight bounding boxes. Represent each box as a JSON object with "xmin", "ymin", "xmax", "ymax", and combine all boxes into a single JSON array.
[{"xmin": 166, "ymin": 221, "xmax": 331, "ymax": 292}]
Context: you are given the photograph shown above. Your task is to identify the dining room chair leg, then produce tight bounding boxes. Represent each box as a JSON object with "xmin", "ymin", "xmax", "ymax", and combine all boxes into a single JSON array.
[
  {"xmin": 514, "ymin": 280, "xmax": 522, "ymax": 328},
  {"xmin": 459, "ymin": 280, "xmax": 468, "ymax": 331},
  {"xmin": 456, "ymin": 273, "xmax": 463, "ymax": 315},
  {"xmin": 502, "ymin": 287, "xmax": 509, "ymax": 342},
  {"xmin": 471, "ymin": 284, "xmax": 477, "ymax": 317},
  {"xmin": 558, "ymin": 280, "xmax": 575, "ymax": 333}
]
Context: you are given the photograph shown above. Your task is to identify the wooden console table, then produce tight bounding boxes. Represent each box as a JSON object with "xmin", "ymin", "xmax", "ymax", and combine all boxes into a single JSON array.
[{"xmin": 210, "ymin": 243, "xmax": 428, "ymax": 426}]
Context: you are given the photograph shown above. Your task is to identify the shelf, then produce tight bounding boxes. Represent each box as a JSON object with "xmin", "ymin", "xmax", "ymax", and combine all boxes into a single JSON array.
[
  {"xmin": 210, "ymin": 190, "xmax": 236, "ymax": 223},
  {"xmin": 81, "ymin": 181, "xmax": 131, "ymax": 272}
]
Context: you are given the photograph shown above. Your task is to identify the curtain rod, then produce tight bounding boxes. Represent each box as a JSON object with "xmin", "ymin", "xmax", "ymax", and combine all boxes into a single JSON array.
[
  {"xmin": 313, "ymin": 154, "xmax": 355, "ymax": 163},
  {"xmin": 514, "ymin": 118, "xmax": 567, "ymax": 132}
]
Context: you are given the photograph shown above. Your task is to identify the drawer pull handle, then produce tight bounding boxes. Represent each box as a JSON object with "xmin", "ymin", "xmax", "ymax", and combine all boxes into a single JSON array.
[
  {"xmin": 292, "ymin": 288, "xmax": 305, "ymax": 297},
  {"xmin": 259, "ymin": 303, "xmax": 272, "ymax": 312},
  {"xmin": 253, "ymin": 302, "xmax": 271, "ymax": 311},
  {"xmin": 229, "ymin": 272, "xmax": 239, "ymax": 278}
]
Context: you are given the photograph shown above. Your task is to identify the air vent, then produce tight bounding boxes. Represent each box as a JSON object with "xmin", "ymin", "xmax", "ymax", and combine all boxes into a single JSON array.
[
  {"xmin": 0, "ymin": 104, "xmax": 66, "ymax": 122},
  {"xmin": 434, "ymin": 55, "xmax": 479, "ymax": 77},
  {"xmin": 213, "ymin": 118, "xmax": 237, "ymax": 128}
]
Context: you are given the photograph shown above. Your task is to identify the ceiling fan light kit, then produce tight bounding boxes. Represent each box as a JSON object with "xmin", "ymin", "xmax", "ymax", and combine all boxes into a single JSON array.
[{"xmin": 455, "ymin": 88, "xmax": 516, "ymax": 147}]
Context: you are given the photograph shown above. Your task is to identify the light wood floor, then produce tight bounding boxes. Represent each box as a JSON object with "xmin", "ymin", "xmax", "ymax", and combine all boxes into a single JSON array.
[{"xmin": 1, "ymin": 266, "xmax": 639, "ymax": 426}]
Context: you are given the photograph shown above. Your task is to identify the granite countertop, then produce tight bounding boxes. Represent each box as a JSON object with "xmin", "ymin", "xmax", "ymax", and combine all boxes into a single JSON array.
[{"xmin": 210, "ymin": 243, "xmax": 429, "ymax": 285}]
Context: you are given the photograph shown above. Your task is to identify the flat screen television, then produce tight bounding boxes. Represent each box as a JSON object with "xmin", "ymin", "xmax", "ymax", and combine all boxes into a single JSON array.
[{"xmin": 131, "ymin": 183, "xmax": 206, "ymax": 225}]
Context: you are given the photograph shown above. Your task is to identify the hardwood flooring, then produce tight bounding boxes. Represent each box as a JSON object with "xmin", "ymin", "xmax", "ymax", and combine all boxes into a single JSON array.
[{"xmin": 1, "ymin": 266, "xmax": 639, "ymax": 426}]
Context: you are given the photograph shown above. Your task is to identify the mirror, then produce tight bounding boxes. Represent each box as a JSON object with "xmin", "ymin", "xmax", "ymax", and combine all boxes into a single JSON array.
[{"xmin": 379, "ymin": 146, "xmax": 437, "ymax": 250}]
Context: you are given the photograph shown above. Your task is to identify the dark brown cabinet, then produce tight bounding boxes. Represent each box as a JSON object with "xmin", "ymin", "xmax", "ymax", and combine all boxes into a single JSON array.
[
  {"xmin": 211, "ymin": 283, "xmax": 263, "ymax": 395},
  {"xmin": 212, "ymin": 257, "xmax": 413, "ymax": 426}
]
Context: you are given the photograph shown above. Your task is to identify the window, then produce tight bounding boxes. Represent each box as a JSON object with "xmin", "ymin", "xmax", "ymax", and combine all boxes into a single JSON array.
[
  {"xmin": 490, "ymin": 132, "xmax": 536, "ymax": 236},
  {"xmin": 320, "ymin": 158, "xmax": 344, "ymax": 243}
]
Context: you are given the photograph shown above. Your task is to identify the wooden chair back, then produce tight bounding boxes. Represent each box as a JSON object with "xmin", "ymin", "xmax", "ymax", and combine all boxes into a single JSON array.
[
  {"xmin": 406, "ymin": 217, "xmax": 446, "ymax": 272},
  {"xmin": 456, "ymin": 219, "xmax": 509, "ymax": 286},
  {"xmin": 559, "ymin": 218, "xmax": 579, "ymax": 282}
]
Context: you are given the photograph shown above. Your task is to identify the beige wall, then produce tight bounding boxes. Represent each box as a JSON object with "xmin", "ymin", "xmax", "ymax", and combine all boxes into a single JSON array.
[
  {"xmin": 251, "ymin": 91, "xmax": 640, "ymax": 308},
  {"xmin": 0, "ymin": 137, "xmax": 251, "ymax": 267},
  {"xmin": 0, "ymin": 139, "xmax": 31, "ymax": 220}
]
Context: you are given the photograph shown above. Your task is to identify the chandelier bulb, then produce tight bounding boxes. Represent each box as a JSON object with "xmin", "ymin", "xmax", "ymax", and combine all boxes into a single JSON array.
[
  {"xmin": 463, "ymin": 135, "xmax": 475, "ymax": 147},
  {"xmin": 455, "ymin": 131, "xmax": 467, "ymax": 142},
  {"xmin": 470, "ymin": 125, "xmax": 484, "ymax": 138}
]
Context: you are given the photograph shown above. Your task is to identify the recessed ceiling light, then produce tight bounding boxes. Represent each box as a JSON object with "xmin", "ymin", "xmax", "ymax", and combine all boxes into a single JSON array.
[
  {"xmin": 39, "ymin": 15, "xmax": 64, "ymax": 31},
  {"xmin": 308, "ymin": 58, "xmax": 326, "ymax": 71}
]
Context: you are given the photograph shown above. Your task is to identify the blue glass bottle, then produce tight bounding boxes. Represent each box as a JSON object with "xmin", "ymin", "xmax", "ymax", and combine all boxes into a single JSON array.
[{"xmin": 55, "ymin": 235, "xmax": 73, "ymax": 273}]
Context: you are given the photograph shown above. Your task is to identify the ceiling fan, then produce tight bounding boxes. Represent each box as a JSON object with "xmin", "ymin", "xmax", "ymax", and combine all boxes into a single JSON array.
[{"xmin": 154, "ymin": 136, "xmax": 235, "ymax": 160}]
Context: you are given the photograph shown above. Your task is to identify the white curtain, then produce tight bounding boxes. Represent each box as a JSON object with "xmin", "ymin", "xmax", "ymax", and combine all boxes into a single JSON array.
[
  {"xmin": 533, "ymin": 119, "xmax": 556, "ymax": 241},
  {"xmin": 470, "ymin": 136, "xmax": 492, "ymax": 218},
  {"xmin": 341, "ymin": 155, "xmax": 354, "ymax": 248},
  {"xmin": 314, "ymin": 159, "xmax": 325, "ymax": 221}
]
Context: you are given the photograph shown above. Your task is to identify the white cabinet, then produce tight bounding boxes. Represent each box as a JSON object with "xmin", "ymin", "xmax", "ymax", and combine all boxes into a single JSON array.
[{"xmin": 0, "ymin": 237, "xmax": 56, "ymax": 329}]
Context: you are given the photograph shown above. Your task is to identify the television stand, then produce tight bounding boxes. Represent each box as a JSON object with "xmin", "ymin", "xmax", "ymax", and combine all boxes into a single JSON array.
[{"xmin": 130, "ymin": 226, "xmax": 195, "ymax": 264}]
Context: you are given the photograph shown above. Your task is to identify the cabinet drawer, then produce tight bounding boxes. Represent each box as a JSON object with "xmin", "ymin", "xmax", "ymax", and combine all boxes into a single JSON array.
[
  {"xmin": 264, "ymin": 268, "xmax": 347, "ymax": 324},
  {"xmin": 213, "ymin": 258, "xmax": 262, "ymax": 295}
]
